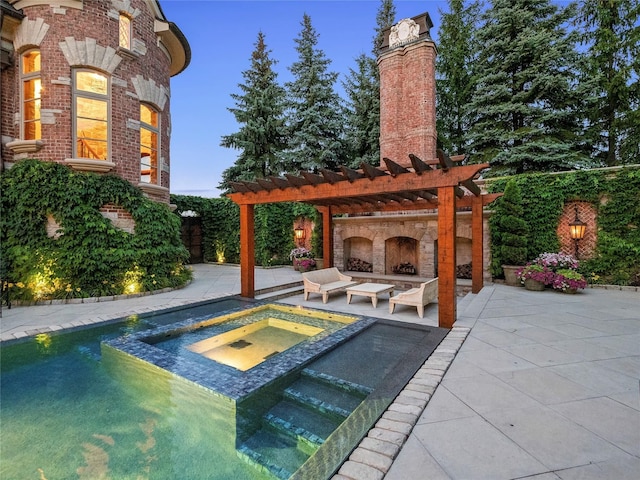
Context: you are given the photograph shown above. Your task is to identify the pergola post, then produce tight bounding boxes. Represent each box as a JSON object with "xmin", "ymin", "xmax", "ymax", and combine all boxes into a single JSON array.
[
  {"xmin": 437, "ymin": 186, "xmax": 457, "ymax": 329},
  {"xmin": 239, "ymin": 203, "xmax": 255, "ymax": 298},
  {"xmin": 472, "ymin": 194, "xmax": 484, "ymax": 294},
  {"xmin": 317, "ymin": 206, "xmax": 333, "ymax": 268}
]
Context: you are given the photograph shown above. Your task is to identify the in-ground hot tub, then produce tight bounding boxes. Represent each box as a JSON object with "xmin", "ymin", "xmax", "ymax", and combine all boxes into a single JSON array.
[{"xmin": 103, "ymin": 303, "xmax": 371, "ymax": 401}]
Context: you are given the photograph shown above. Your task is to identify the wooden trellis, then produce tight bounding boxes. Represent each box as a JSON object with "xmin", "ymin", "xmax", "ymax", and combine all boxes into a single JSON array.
[{"xmin": 227, "ymin": 151, "xmax": 500, "ymax": 328}]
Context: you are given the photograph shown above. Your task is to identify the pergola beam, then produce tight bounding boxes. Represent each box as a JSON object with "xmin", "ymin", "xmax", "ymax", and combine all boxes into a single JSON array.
[{"xmin": 228, "ymin": 164, "xmax": 488, "ymax": 205}]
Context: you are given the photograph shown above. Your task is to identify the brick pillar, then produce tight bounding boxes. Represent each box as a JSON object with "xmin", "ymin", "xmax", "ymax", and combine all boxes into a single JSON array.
[{"xmin": 378, "ymin": 13, "xmax": 437, "ymax": 169}]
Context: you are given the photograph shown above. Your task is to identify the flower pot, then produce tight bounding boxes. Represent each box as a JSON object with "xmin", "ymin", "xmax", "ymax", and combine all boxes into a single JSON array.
[
  {"xmin": 561, "ymin": 288, "xmax": 577, "ymax": 294},
  {"xmin": 524, "ymin": 278, "xmax": 545, "ymax": 291},
  {"xmin": 502, "ymin": 265, "xmax": 523, "ymax": 286}
]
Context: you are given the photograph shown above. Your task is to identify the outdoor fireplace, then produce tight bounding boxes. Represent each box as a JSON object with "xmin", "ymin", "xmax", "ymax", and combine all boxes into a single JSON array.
[{"xmin": 386, "ymin": 236, "xmax": 418, "ymax": 275}]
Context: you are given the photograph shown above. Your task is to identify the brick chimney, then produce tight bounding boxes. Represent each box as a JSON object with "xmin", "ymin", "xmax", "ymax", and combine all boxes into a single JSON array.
[{"xmin": 378, "ymin": 13, "xmax": 437, "ymax": 169}]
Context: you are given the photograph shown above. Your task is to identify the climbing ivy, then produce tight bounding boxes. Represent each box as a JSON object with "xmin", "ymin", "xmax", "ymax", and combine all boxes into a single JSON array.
[
  {"xmin": 171, "ymin": 195, "xmax": 317, "ymax": 266},
  {"xmin": 487, "ymin": 167, "xmax": 640, "ymax": 285},
  {"xmin": 1, "ymin": 160, "xmax": 191, "ymax": 301}
]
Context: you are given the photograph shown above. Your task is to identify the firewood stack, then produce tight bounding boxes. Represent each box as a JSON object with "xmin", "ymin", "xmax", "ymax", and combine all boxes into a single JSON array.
[{"xmin": 347, "ymin": 257, "xmax": 373, "ymax": 272}]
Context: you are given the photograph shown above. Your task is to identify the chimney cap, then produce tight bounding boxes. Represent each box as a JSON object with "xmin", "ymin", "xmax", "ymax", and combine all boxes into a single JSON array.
[{"xmin": 379, "ymin": 12, "xmax": 434, "ymax": 54}]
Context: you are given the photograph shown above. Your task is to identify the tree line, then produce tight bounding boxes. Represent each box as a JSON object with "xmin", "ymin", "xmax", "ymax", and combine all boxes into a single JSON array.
[{"xmin": 219, "ymin": 0, "xmax": 638, "ymax": 192}]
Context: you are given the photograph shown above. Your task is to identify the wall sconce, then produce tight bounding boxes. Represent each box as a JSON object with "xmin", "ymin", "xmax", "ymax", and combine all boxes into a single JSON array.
[
  {"xmin": 294, "ymin": 226, "xmax": 305, "ymax": 243},
  {"xmin": 569, "ymin": 205, "xmax": 586, "ymax": 258}
]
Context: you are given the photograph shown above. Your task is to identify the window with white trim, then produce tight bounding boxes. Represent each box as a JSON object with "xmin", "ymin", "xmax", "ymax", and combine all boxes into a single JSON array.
[
  {"xmin": 21, "ymin": 49, "xmax": 41, "ymax": 140},
  {"xmin": 119, "ymin": 14, "xmax": 131, "ymax": 50},
  {"xmin": 140, "ymin": 104, "xmax": 159, "ymax": 184},
  {"xmin": 73, "ymin": 69, "xmax": 109, "ymax": 160}
]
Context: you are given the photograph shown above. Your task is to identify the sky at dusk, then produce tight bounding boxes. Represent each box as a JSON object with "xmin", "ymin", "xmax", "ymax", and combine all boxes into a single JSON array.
[{"xmin": 160, "ymin": 0, "xmax": 449, "ymax": 198}]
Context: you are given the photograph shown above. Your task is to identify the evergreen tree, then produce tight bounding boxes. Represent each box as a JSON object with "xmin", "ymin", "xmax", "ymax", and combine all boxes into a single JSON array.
[
  {"xmin": 436, "ymin": 0, "xmax": 481, "ymax": 155},
  {"xmin": 342, "ymin": 0, "xmax": 395, "ymax": 168},
  {"xmin": 577, "ymin": 0, "xmax": 640, "ymax": 166},
  {"xmin": 374, "ymin": 0, "xmax": 396, "ymax": 54},
  {"xmin": 489, "ymin": 179, "xmax": 528, "ymax": 277},
  {"xmin": 282, "ymin": 14, "xmax": 345, "ymax": 173},
  {"xmin": 468, "ymin": 0, "xmax": 587, "ymax": 175},
  {"xmin": 219, "ymin": 32, "xmax": 287, "ymax": 192},
  {"xmin": 343, "ymin": 54, "xmax": 380, "ymax": 168}
]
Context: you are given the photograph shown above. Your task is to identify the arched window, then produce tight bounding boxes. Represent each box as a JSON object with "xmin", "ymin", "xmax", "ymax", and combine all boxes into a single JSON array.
[
  {"xmin": 73, "ymin": 69, "xmax": 109, "ymax": 160},
  {"xmin": 21, "ymin": 49, "xmax": 41, "ymax": 140},
  {"xmin": 140, "ymin": 104, "xmax": 159, "ymax": 184}
]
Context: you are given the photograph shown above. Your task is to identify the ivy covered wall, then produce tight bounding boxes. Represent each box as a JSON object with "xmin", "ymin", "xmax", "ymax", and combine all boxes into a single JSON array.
[
  {"xmin": 487, "ymin": 166, "xmax": 640, "ymax": 286},
  {"xmin": 1, "ymin": 160, "xmax": 191, "ymax": 301},
  {"xmin": 171, "ymin": 195, "xmax": 319, "ymax": 267}
]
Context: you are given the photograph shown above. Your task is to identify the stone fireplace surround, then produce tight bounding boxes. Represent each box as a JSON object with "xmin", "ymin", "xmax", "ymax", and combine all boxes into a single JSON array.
[{"xmin": 333, "ymin": 210, "xmax": 492, "ymax": 283}]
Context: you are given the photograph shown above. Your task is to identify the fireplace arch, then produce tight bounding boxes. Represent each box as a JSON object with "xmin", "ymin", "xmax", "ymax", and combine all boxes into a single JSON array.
[{"xmin": 386, "ymin": 236, "xmax": 418, "ymax": 275}]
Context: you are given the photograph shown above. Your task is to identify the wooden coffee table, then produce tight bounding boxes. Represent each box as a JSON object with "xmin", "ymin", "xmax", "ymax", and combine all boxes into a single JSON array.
[{"xmin": 346, "ymin": 283, "xmax": 395, "ymax": 308}]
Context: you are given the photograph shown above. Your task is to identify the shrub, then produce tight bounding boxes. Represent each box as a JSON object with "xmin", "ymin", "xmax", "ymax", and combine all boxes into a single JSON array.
[{"xmin": 490, "ymin": 179, "xmax": 528, "ymax": 275}]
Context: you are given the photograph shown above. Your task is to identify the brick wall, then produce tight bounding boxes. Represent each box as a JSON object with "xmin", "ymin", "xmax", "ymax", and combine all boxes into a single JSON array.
[
  {"xmin": 557, "ymin": 201, "xmax": 597, "ymax": 260},
  {"xmin": 1, "ymin": 0, "xmax": 174, "ymax": 203},
  {"xmin": 378, "ymin": 19, "xmax": 437, "ymax": 168}
]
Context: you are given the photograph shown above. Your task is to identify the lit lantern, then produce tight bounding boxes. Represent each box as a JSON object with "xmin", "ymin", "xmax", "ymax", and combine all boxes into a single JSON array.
[{"xmin": 569, "ymin": 205, "xmax": 586, "ymax": 257}]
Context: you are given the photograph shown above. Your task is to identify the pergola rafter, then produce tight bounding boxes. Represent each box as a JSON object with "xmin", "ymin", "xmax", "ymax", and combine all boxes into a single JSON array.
[{"xmin": 227, "ymin": 151, "xmax": 500, "ymax": 329}]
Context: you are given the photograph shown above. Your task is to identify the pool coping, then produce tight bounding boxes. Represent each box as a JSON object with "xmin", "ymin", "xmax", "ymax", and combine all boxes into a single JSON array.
[{"xmin": 330, "ymin": 325, "xmax": 470, "ymax": 480}]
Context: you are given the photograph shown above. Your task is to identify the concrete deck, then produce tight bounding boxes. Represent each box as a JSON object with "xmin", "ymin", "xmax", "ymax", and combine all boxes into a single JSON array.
[{"xmin": 1, "ymin": 263, "xmax": 638, "ymax": 479}]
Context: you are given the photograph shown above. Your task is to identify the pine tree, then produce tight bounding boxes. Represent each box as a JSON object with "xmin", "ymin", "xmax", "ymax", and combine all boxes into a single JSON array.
[
  {"xmin": 577, "ymin": 0, "xmax": 640, "ymax": 166},
  {"xmin": 436, "ymin": 0, "xmax": 481, "ymax": 155},
  {"xmin": 282, "ymin": 14, "xmax": 345, "ymax": 173},
  {"xmin": 219, "ymin": 32, "xmax": 287, "ymax": 192},
  {"xmin": 343, "ymin": 54, "xmax": 380, "ymax": 168},
  {"xmin": 374, "ymin": 0, "xmax": 396, "ymax": 54},
  {"xmin": 468, "ymin": 0, "xmax": 587, "ymax": 175},
  {"xmin": 342, "ymin": 0, "xmax": 395, "ymax": 168}
]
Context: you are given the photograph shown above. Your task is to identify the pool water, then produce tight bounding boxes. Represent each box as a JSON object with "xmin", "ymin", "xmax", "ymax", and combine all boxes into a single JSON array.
[
  {"xmin": 1, "ymin": 319, "xmax": 270, "ymax": 480},
  {"xmin": 1, "ymin": 300, "xmax": 448, "ymax": 480},
  {"xmin": 187, "ymin": 318, "xmax": 325, "ymax": 371}
]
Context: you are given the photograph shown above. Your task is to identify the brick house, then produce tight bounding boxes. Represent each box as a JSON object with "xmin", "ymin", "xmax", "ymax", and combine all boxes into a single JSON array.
[{"xmin": 0, "ymin": 0, "xmax": 190, "ymax": 204}]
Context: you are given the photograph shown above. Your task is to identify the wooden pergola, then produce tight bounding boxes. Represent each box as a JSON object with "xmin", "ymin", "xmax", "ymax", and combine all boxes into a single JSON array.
[{"xmin": 227, "ymin": 151, "xmax": 500, "ymax": 329}]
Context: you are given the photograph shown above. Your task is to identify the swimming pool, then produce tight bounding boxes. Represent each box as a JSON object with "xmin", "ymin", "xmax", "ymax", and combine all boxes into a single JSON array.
[{"xmin": 0, "ymin": 298, "xmax": 448, "ymax": 479}]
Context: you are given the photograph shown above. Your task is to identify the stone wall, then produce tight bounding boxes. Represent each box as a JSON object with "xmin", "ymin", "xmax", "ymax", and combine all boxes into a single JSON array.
[{"xmin": 333, "ymin": 211, "xmax": 492, "ymax": 283}]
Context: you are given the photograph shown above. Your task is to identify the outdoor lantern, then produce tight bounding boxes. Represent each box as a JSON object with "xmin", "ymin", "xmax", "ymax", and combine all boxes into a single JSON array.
[
  {"xmin": 294, "ymin": 226, "xmax": 305, "ymax": 241},
  {"xmin": 569, "ymin": 205, "xmax": 586, "ymax": 257}
]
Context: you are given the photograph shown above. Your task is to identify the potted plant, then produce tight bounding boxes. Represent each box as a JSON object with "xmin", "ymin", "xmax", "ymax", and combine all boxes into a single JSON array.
[
  {"xmin": 297, "ymin": 257, "xmax": 317, "ymax": 273},
  {"xmin": 516, "ymin": 264, "xmax": 555, "ymax": 290},
  {"xmin": 552, "ymin": 269, "xmax": 587, "ymax": 293},
  {"xmin": 491, "ymin": 179, "xmax": 529, "ymax": 285},
  {"xmin": 289, "ymin": 247, "xmax": 312, "ymax": 270}
]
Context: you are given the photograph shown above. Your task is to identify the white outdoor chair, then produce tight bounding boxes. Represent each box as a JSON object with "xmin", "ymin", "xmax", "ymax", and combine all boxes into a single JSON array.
[{"xmin": 388, "ymin": 278, "xmax": 438, "ymax": 318}]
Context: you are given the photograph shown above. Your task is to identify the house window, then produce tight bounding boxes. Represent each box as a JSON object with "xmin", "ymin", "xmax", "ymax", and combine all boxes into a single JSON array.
[
  {"xmin": 140, "ymin": 104, "xmax": 159, "ymax": 184},
  {"xmin": 119, "ymin": 14, "xmax": 131, "ymax": 50},
  {"xmin": 73, "ymin": 70, "xmax": 109, "ymax": 160},
  {"xmin": 21, "ymin": 49, "xmax": 41, "ymax": 140}
]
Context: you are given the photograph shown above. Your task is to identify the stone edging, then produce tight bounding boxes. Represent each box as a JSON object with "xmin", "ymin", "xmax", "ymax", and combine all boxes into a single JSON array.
[{"xmin": 331, "ymin": 326, "xmax": 471, "ymax": 480}]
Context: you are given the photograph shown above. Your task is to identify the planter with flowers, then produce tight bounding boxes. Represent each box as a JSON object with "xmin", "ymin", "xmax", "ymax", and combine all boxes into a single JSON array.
[
  {"xmin": 290, "ymin": 247, "xmax": 313, "ymax": 271},
  {"xmin": 297, "ymin": 257, "xmax": 317, "ymax": 273},
  {"xmin": 516, "ymin": 264, "xmax": 556, "ymax": 291},
  {"xmin": 516, "ymin": 252, "xmax": 587, "ymax": 293},
  {"xmin": 552, "ymin": 268, "xmax": 587, "ymax": 293}
]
